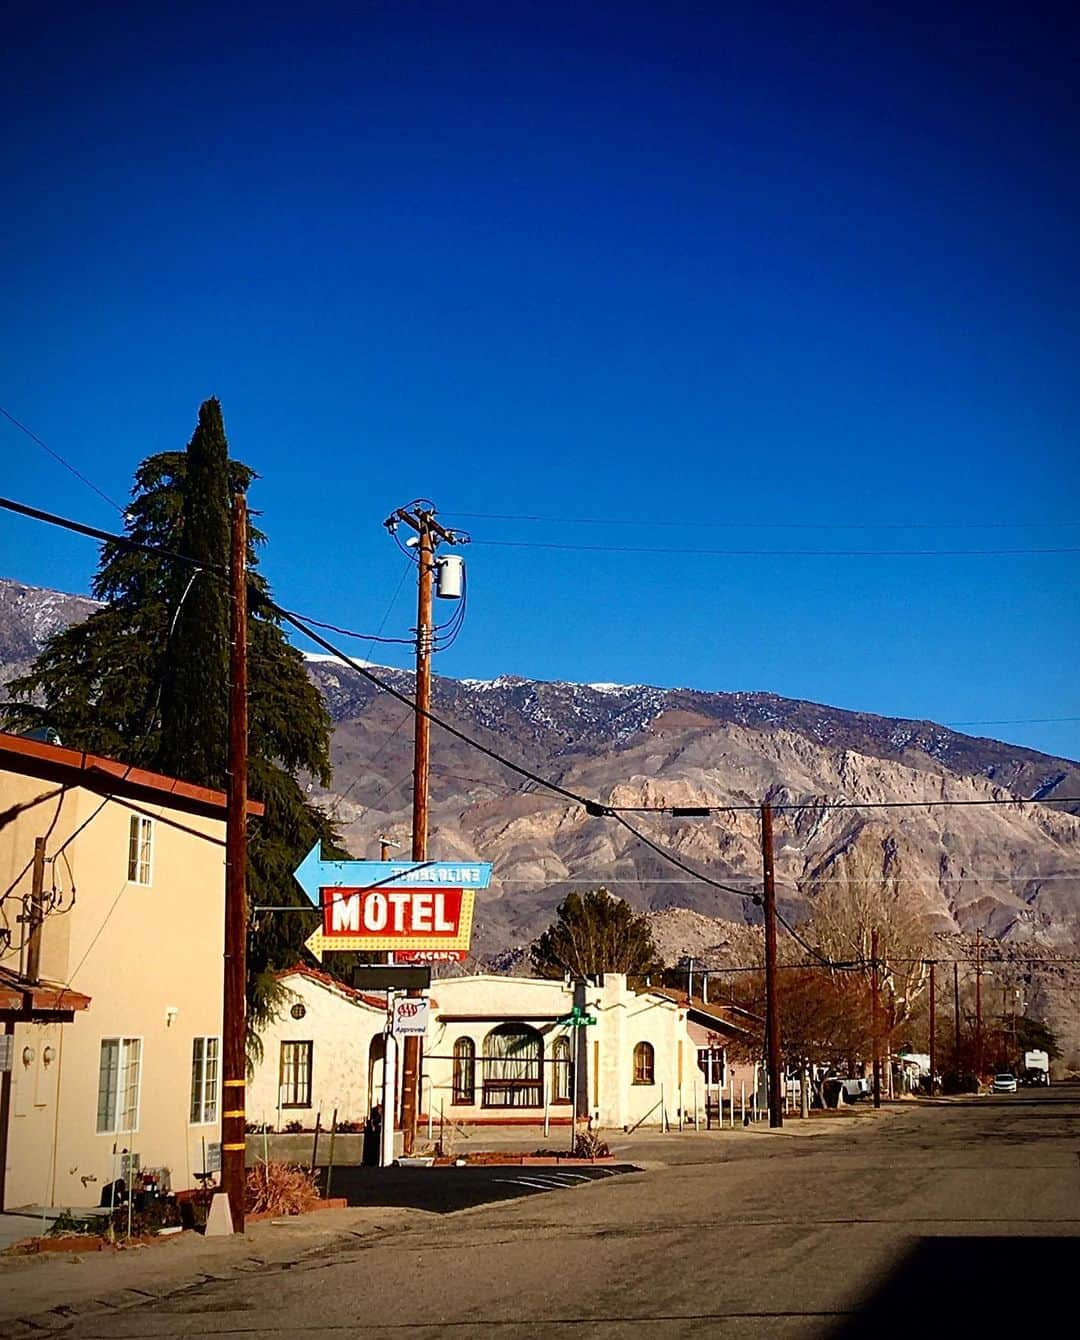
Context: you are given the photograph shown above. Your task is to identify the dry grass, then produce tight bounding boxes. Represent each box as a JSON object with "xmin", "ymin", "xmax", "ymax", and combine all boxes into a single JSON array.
[{"xmin": 246, "ymin": 1160, "xmax": 322, "ymax": 1216}]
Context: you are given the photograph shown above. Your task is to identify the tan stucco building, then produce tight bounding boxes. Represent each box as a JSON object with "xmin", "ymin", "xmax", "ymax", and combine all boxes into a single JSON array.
[{"xmin": 0, "ymin": 731, "xmax": 259, "ymax": 1211}]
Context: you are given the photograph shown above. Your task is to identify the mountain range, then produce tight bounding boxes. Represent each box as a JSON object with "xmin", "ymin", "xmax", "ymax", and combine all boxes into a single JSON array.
[{"xmin": 3, "ymin": 576, "xmax": 1079, "ymax": 979}]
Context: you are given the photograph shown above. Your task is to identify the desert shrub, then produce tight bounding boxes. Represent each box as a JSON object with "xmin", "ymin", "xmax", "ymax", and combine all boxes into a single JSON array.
[
  {"xmin": 47, "ymin": 1210, "xmax": 101, "ymax": 1237},
  {"xmin": 246, "ymin": 1160, "xmax": 322, "ymax": 1216},
  {"xmin": 573, "ymin": 1129, "xmax": 610, "ymax": 1159},
  {"xmin": 284, "ymin": 1119, "xmax": 304, "ymax": 1133}
]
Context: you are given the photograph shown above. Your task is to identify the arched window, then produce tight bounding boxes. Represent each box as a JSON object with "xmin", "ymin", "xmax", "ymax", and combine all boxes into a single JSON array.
[
  {"xmin": 482, "ymin": 1024, "xmax": 543, "ymax": 1109},
  {"xmin": 452, "ymin": 1037, "xmax": 476, "ymax": 1105},
  {"xmin": 633, "ymin": 1041, "xmax": 655, "ymax": 1086},
  {"xmin": 552, "ymin": 1036, "xmax": 572, "ymax": 1104}
]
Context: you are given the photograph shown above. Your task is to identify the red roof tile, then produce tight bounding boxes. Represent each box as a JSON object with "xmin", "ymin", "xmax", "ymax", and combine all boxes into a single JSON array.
[{"xmin": 274, "ymin": 964, "xmax": 387, "ymax": 1011}]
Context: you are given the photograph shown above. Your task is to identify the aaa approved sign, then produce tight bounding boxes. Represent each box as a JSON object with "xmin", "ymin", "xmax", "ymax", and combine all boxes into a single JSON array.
[{"xmin": 392, "ymin": 997, "xmax": 430, "ymax": 1037}]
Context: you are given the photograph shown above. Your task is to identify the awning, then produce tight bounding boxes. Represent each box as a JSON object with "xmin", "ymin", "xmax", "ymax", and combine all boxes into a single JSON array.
[{"xmin": 0, "ymin": 967, "xmax": 91, "ymax": 1021}]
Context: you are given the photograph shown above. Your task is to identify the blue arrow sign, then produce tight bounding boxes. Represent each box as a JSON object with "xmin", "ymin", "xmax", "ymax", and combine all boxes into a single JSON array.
[{"xmin": 293, "ymin": 843, "xmax": 493, "ymax": 907}]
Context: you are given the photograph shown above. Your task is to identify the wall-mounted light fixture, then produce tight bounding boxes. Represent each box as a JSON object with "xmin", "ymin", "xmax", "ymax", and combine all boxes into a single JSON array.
[
  {"xmin": 42, "ymin": 1045, "xmax": 56, "ymax": 1066},
  {"xmin": 21, "ymin": 1046, "xmax": 34, "ymax": 1067},
  {"xmin": 165, "ymin": 1006, "xmax": 179, "ymax": 1027}
]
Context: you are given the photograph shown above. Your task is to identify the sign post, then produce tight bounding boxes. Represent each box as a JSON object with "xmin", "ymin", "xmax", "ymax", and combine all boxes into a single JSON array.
[
  {"xmin": 293, "ymin": 846, "xmax": 492, "ymax": 1162},
  {"xmin": 380, "ymin": 1018, "xmax": 397, "ymax": 1169}
]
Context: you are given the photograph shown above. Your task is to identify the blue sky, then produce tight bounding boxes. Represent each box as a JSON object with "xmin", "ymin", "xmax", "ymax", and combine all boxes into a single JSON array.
[{"xmin": 3, "ymin": 2, "xmax": 1078, "ymax": 761}]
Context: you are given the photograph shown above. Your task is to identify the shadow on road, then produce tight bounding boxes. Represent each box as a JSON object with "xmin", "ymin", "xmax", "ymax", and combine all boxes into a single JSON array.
[
  {"xmin": 318, "ymin": 1163, "xmax": 639, "ymax": 1213},
  {"xmin": 828, "ymin": 1236, "xmax": 1078, "ymax": 1338}
]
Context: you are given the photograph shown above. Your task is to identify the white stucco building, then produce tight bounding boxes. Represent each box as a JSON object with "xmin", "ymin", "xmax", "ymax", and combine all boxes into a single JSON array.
[{"xmin": 250, "ymin": 967, "xmax": 761, "ymax": 1132}]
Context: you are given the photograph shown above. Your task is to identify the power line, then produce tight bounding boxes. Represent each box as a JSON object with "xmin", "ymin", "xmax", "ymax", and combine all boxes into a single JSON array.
[
  {"xmin": 472, "ymin": 538, "xmax": 1080, "ymax": 559},
  {"xmin": 0, "ymin": 494, "xmax": 220, "ymax": 574},
  {"xmin": 276, "ymin": 608, "xmax": 415, "ymax": 645},
  {"xmin": 4, "ymin": 490, "xmax": 1077, "ymax": 886},
  {"xmin": 272, "ymin": 600, "xmax": 591, "ymax": 811},
  {"xmin": 1, "ymin": 407, "xmax": 126, "ymax": 514},
  {"xmin": 444, "ymin": 510, "xmax": 1080, "ymax": 532},
  {"xmin": 946, "ymin": 716, "xmax": 1080, "ymax": 727},
  {"xmin": 608, "ymin": 811, "xmax": 759, "ymax": 904},
  {"xmin": 607, "ymin": 794, "xmax": 1080, "ymax": 814}
]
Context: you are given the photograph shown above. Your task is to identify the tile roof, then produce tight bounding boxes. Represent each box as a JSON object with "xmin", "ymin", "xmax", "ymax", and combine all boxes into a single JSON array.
[
  {"xmin": 274, "ymin": 964, "xmax": 387, "ymax": 1011},
  {"xmin": 645, "ymin": 985, "xmax": 762, "ymax": 1037},
  {"xmin": 0, "ymin": 730, "xmax": 265, "ymax": 817}
]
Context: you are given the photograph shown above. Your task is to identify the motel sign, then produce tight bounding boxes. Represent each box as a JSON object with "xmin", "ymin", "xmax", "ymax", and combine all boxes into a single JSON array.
[{"xmin": 293, "ymin": 844, "xmax": 492, "ymax": 961}]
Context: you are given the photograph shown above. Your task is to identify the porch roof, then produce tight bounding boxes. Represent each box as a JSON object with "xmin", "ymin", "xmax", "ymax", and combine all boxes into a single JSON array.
[{"xmin": 0, "ymin": 965, "xmax": 92, "ymax": 1022}]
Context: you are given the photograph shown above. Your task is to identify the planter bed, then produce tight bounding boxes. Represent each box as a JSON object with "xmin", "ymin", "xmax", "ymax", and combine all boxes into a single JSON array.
[{"xmin": 430, "ymin": 1153, "xmax": 615, "ymax": 1167}]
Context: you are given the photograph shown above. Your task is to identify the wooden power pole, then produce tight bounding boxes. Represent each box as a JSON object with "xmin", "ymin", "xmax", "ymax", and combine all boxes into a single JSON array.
[
  {"xmin": 974, "ymin": 928, "xmax": 983, "ymax": 1079},
  {"xmin": 388, "ymin": 502, "xmax": 464, "ymax": 1156},
  {"xmin": 871, "ymin": 927, "xmax": 882, "ymax": 1109},
  {"xmin": 25, "ymin": 836, "xmax": 46, "ymax": 982},
  {"xmin": 953, "ymin": 958, "xmax": 961, "ymax": 1069},
  {"xmin": 928, "ymin": 960, "xmax": 936, "ymax": 1097},
  {"xmin": 221, "ymin": 493, "xmax": 249, "ymax": 1231},
  {"xmin": 760, "ymin": 801, "xmax": 783, "ymax": 1129}
]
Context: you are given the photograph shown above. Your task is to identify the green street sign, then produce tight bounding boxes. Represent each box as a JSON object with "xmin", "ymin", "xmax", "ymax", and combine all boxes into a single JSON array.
[{"xmin": 558, "ymin": 1006, "xmax": 597, "ymax": 1028}]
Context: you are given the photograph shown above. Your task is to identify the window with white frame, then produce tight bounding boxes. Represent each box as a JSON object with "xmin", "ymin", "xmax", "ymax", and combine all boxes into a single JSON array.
[
  {"xmin": 697, "ymin": 1047, "xmax": 725, "ymax": 1087},
  {"xmin": 127, "ymin": 815, "xmax": 153, "ymax": 885},
  {"xmin": 97, "ymin": 1038, "xmax": 142, "ymax": 1134},
  {"xmin": 190, "ymin": 1036, "xmax": 220, "ymax": 1124}
]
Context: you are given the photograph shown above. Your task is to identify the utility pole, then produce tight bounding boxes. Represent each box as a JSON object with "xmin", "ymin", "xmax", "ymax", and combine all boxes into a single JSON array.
[
  {"xmin": 221, "ymin": 493, "xmax": 248, "ymax": 1231},
  {"xmin": 928, "ymin": 960, "xmax": 936, "ymax": 1097},
  {"xmin": 760, "ymin": 802, "xmax": 782, "ymax": 1129},
  {"xmin": 871, "ymin": 927, "xmax": 882, "ymax": 1109},
  {"xmin": 24, "ymin": 837, "xmax": 46, "ymax": 982},
  {"xmin": 385, "ymin": 502, "xmax": 466, "ymax": 1157},
  {"xmin": 974, "ymin": 928, "xmax": 983, "ymax": 1079},
  {"xmin": 953, "ymin": 958, "xmax": 961, "ymax": 1070}
]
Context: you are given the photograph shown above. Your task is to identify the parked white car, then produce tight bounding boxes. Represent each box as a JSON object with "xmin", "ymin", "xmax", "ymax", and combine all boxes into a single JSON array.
[{"xmin": 992, "ymin": 1073, "xmax": 1018, "ymax": 1094}]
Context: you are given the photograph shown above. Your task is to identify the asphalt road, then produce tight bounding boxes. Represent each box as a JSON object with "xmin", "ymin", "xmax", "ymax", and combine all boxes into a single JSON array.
[
  {"xmin": 56, "ymin": 1085, "xmax": 1080, "ymax": 1339},
  {"xmin": 320, "ymin": 1162, "xmax": 638, "ymax": 1213}
]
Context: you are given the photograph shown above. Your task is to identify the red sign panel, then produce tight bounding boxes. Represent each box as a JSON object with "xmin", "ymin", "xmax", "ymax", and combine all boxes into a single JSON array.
[
  {"xmin": 394, "ymin": 949, "xmax": 469, "ymax": 964},
  {"xmin": 319, "ymin": 886, "xmax": 473, "ymax": 950}
]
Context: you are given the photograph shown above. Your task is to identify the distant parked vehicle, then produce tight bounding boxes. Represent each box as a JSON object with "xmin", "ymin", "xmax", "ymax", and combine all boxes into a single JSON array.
[
  {"xmin": 992, "ymin": 1073, "xmax": 1018, "ymax": 1094},
  {"xmin": 1022, "ymin": 1050, "xmax": 1050, "ymax": 1085}
]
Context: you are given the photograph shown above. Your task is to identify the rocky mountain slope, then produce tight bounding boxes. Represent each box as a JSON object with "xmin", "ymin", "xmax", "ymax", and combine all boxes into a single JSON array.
[
  {"xmin": 306, "ymin": 654, "xmax": 1080, "ymax": 958},
  {"xmin": 3, "ymin": 577, "xmax": 1079, "ymax": 972},
  {"xmin": 0, "ymin": 580, "xmax": 99, "ymax": 687}
]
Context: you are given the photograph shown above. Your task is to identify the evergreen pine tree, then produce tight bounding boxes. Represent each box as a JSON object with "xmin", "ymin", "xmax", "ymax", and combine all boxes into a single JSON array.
[
  {"xmin": 156, "ymin": 400, "xmax": 231, "ymax": 786},
  {"xmin": 5, "ymin": 398, "xmax": 343, "ymax": 1051}
]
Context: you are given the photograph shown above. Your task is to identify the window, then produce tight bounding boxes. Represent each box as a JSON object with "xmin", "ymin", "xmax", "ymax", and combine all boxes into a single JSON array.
[
  {"xmin": 280, "ymin": 1041, "xmax": 313, "ymax": 1108},
  {"xmin": 97, "ymin": 1038, "xmax": 142, "ymax": 1133},
  {"xmin": 633, "ymin": 1041, "xmax": 655, "ymax": 1086},
  {"xmin": 697, "ymin": 1047, "xmax": 725, "ymax": 1087},
  {"xmin": 127, "ymin": 815, "xmax": 153, "ymax": 885},
  {"xmin": 452, "ymin": 1037, "xmax": 476, "ymax": 1105},
  {"xmin": 482, "ymin": 1025, "xmax": 543, "ymax": 1108},
  {"xmin": 190, "ymin": 1036, "xmax": 220, "ymax": 1124},
  {"xmin": 552, "ymin": 1036, "xmax": 572, "ymax": 1104}
]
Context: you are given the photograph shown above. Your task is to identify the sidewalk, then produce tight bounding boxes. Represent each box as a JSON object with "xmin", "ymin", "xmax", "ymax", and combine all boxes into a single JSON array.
[{"xmin": 0, "ymin": 1203, "xmax": 423, "ymax": 1338}]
